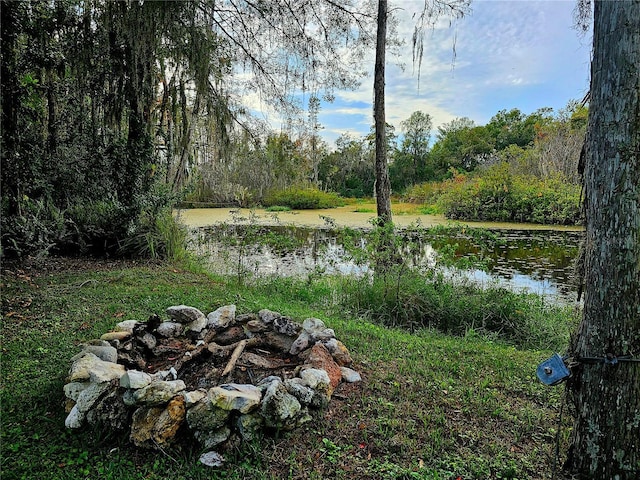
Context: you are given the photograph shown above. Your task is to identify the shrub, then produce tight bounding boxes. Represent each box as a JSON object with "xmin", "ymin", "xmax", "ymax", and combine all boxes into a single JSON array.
[
  {"xmin": 436, "ymin": 163, "xmax": 582, "ymax": 225},
  {"xmin": 1, "ymin": 196, "xmax": 68, "ymax": 258},
  {"xmin": 263, "ymin": 187, "xmax": 344, "ymax": 210}
]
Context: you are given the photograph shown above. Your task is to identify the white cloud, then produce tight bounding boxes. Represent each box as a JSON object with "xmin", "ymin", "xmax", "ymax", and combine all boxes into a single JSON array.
[{"xmin": 240, "ymin": 0, "xmax": 591, "ymax": 146}]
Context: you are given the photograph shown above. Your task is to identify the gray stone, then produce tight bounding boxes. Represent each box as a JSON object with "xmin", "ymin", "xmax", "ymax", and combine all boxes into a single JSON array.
[
  {"xmin": 206, "ymin": 305, "xmax": 236, "ymax": 330},
  {"xmin": 302, "ymin": 317, "xmax": 326, "ymax": 333},
  {"xmin": 115, "ymin": 320, "xmax": 138, "ymax": 333},
  {"xmin": 76, "ymin": 382, "xmax": 112, "ymax": 414},
  {"xmin": 68, "ymin": 352, "xmax": 126, "ymax": 383},
  {"xmin": 289, "ymin": 331, "xmax": 311, "ymax": 355},
  {"xmin": 186, "ymin": 399, "xmax": 230, "ymax": 431},
  {"xmin": 209, "ymin": 384, "xmax": 262, "ymax": 414},
  {"xmin": 340, "ymin": 367, "xmax": 362, "ymax": 383},
  {"xmin": 272, "ymin": 316, "xmax": 301, "ymax": 337},
  {"xmin": 284, "ymin": 378, "xmax": 315, "ymax": 405},
  {"xmin": 156, "ymin": 321, "xmax": 184, "ymax": 338},
  {"xmin": 301, "ymin": 317, "xmax": 335, "ymax": 342},
  {"xmin": 258, "ymin": 308, "xmax": 281, "ymax": 324},
  {"xmin": 132, "ymin": 380, "xmax": 186, "ymax": 406},
  {"xmin": 85, "ymin": 386, "xmax": 130, "ymax": 430},
  {"xmin": 120, "ymin": 370, "xmax": 153, "ymax": 389},
  {"xmin": 199, "ymin": 451, "xmax": 225, "ymax": 468},
  {"xmin": 237, "ymin": 414, "xmax": 264, "ymax": 441},
  {"xmin": 63, "ymin": 382, "xmax": 90, "ymax": 401},
  {"xmin": 299, "ymin": 368, "xmax": 330, "ymax": 390},
  {"xmin": 65, "ymin": 382, "xmax": 112, "ymax": 429},
  {"xmin": 65, "ymin": 404, "xmax": 83, "ymax": 429},
  {"xmin": 291, "ymin": 376, "xmax": 330, "ymax": 409},
  {"xmin": 314, "ymin": 328, "xmax": 336, "ymax": 342},
  {"xmin": 187, "ymin": 315, "xmax": 208, "ymax": 333},
  {"xmin": 166, "ymin": 305, "xmax": 206, "ymax": 324},
  {"xmin": 195, "ymin": 426, "xmax": 231, "ymax": 449},
  {"xmin": 84, "ymin": 339, "xmax": 111, "ymax": 347},
  {"xmin": 78, "ymin": 345, "xmax": 118, "ymax": 363},
  {"xmin": 257, "ymin": 376, "xmax": 282, "ymax": 389},
  {"xmin": 182, "ymin": 389, "xmax": 207, "ymax": 406},
  {"xmin": 260, "ymin": 378, "xmax": 302, "ymax": 429}
]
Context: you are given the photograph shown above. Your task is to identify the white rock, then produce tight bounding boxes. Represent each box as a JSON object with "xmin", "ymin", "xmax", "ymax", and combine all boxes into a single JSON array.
[
  {"xmin": 199, "ymin": 451, "xmax": 225, "ymax": 468},
  {"xmin": 68, "ymin": 352, "xmax": 126, "ymax": 383},
  {"xmin": 209, "ymin": 384, "xmax": 262, "ymax": 414},
  {"xmin": 182, "ymin": 389, "xmax": 208, "ymax": 406},
  {"xmin": 64, "ymin": 382, "xmax": 90, "ymax": 401},
  {"xmin": 340, "ymin": 367, "xmax": 362, "ymax": 383},
  {"xmin": 132, "ymin": 380, "xmax": 186, "ymax": 405},
  {"xmin": 299, "ymin": 368, "xmax": 330, "ymax": 389},
  {"xmin": 302, "ymin": 317, "xmax": 326, "ymax": 333},
  {"xmin": 65, "ymin": 404, "xmax": 83, "ymax": 429},
  {"xmin": 187, "ymin": 315, "xmax": 208, "ymax": 333},
  {"xmin": 120, "ymin": 370, "xmax": 153, "ymax": 389},
  {"xmin": 115, "ymin": 320, "xmax": 138, "ymax": 333},
  {"xmin": 206, "ymin": 305, "xmax": 236, "ymax": 329},
  {"xmin": 166, "ymin": 305, "xmax": 206, "ymax": 324},
  {"xmin": 156, "ymin": 321, "xmax": 184, "ymax": 338},
  {"xmin": 76, "ymin": 382, "xmax": 111, "ymax": 414}
]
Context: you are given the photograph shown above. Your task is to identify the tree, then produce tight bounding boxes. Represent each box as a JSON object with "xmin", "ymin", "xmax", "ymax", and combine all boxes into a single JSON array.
[
  {"xmin": 373, "ymin": 0, "xmax": 469, "ymax": 223},
  {"xmin": 394, "ymin": 111, "xmax": 433, "ymax": 186},
  {"xmin": 566, "ymin": 1, "xmax": 639, "ymax": 478},
  {"xmin": 430, "ymin": 118, "xmax": 494, "ymax": 175},
  {"xmin": 374, "ymin": 0, "xmax": 392, "ymax": 224}
]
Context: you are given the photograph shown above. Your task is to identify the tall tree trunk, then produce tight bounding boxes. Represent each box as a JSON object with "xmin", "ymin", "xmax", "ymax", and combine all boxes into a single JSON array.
[
  {"xmin": 374, "ymin": 0, "xmax": 392, "ymax": 225},
  {"xmin": 566, "ymin": 1, "xmax": 640, "ymax": 478}
]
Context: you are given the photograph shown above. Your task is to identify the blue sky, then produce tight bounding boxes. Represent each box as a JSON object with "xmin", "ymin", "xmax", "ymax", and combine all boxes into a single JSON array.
[{"xmin": 312, "ymin": 0, "xmax": 593, "ymax": 146}]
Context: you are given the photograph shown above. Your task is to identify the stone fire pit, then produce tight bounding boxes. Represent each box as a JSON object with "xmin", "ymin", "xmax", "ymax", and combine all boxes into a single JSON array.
[{"xmin": 63, "ymin": 305, "xmax": 361, "ymax": 463}]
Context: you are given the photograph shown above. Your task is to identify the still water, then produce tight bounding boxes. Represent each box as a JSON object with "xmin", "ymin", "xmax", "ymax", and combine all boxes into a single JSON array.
[{"xmin": 182, "ymin": 208, "xmax": 583, "ymax": 303}]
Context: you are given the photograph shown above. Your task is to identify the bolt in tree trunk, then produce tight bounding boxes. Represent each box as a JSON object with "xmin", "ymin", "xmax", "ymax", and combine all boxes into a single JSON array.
[
  {"xmin": 566, "ymin": 1, "xmax": 640, "ymax": 478},
  {"xmin": 374, "ymin": 0, "xmax": 392, "ymax": 225}
]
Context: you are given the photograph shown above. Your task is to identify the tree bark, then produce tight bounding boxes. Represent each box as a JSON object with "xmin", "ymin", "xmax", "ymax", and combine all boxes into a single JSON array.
[
  {"xmin": 566, "ymin": 1, "xmax": 640, "ymax": 478},
  {"xmin": 374, "ymin": 0, "xmax": 392, "ymax": 225}
]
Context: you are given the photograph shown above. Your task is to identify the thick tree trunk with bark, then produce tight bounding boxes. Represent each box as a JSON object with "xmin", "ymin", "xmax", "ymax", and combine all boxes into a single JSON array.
[
  {"xmin": 374, "ymin": 0, "xmax": 392, "ymax": 225},
  {"xmin": 566, "ymin": 1, "xmax": 640, "ymax": 478}
]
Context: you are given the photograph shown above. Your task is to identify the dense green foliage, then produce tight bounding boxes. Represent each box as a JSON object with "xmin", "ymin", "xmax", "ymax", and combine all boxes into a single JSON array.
[
  {"xmin": 263, "ymin": 187, "xmax": 344, "ymax": 210},
  {"xmin": 437, "ymin": 165, "xmax": 581, "ymax": 224},
  {"xmin": 0, "ymin": 1, "xmax": 375, "ymax": 258}
]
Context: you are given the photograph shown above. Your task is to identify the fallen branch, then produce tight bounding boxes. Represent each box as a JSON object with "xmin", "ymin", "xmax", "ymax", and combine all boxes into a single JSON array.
[{"xmin": 222, "ymin": 339, "xmax": 248, "ymax": 376}]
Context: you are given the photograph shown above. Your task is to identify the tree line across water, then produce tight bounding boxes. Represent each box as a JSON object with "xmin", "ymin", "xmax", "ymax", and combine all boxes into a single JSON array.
[{"xmin": 184, "ymin": 104, "xmax": 585, "ymax": 227}]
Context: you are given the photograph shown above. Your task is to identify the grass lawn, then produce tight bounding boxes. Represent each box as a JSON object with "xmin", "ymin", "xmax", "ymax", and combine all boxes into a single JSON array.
[{"xmin": 1, "ymin": 258, "xmax": 572, "ymax": 479}]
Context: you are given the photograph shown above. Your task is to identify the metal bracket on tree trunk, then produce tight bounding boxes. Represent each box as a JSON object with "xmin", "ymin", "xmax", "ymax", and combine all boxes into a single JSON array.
[{"xmin": 536, "ymin": 353, "xmax": 571, "ymax": 386}]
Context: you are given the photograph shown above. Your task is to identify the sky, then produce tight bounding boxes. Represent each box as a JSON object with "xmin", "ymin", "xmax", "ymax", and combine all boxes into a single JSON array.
[{"xmin": 301, "ymin": 0, "xmax": 593, "ymax": 147}]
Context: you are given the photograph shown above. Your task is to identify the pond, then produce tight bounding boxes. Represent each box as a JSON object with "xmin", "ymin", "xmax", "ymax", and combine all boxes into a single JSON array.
[
  {"xmin": 178, "ymin": 207, "xmax": 584, "ymax": 303},
  {"xmin": 178, "ymin": 206, "xmax": 583, "ymax": 302}
]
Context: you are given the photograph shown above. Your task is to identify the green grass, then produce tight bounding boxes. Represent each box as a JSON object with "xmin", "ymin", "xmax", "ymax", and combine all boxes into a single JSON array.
[{"xmin": 1, "ymin": 259, "xmax": 573, "ymax": 479}]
